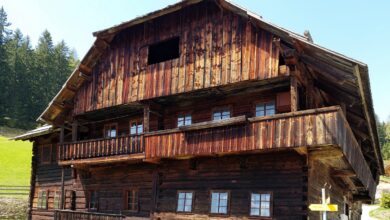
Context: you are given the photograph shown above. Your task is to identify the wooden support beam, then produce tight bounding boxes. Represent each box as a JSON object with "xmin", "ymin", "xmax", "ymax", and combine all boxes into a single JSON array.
[
  {"xmin": 78, "ymin": 71, "xmax": 92, "ymax": 82},
  {"xmin": 72, "ymin": 120, "xmax": 78, "ymax": 142},
  {"xmin": 78, "ymin": 64, "xmax": 92, "ymax": 75},
  {"xmin": 353, "ymin": 65, "xmax": 383, "ymax": 174},
  {"xmin": 143, "ymin": 105, "xmax": 150, "ymax": 133},
  {"xmin": 332, "ymin": 169, "xmax": 356, "ymax": 177},
  {"xmin": 290, "ymin": 76, "xmax": 298, "ymax": 111}
]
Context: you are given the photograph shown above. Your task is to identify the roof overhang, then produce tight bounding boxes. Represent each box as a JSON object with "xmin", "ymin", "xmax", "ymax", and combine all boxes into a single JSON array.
[{"xmin": 12, "ymin": 125, "xmax": 59, "ymax": 141}]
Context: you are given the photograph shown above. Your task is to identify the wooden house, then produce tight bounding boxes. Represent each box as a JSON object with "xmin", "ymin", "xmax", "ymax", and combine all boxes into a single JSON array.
[{"xmin": 15, "ymin": 0, "xmax": 384, "ymax": 219}]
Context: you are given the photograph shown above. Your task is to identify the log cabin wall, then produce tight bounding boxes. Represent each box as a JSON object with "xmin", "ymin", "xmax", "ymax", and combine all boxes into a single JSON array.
[
  {"xmin": 72, "ymin": 1, "xmax": 282, "ymax": 116},
  {"xmin": 31, "ymin": 138, "xmax": 73, "ymax": 220},
  {"xmin": 155, "ymin": 151, "xmax": 306, "ymax": 219},
  {"xmin": 59, "ymin": 151, "xmax": 306, "ymax": 219},
  {"xmin": 65, "ymin": 164, "xmax": 156, "ymax": 218}
]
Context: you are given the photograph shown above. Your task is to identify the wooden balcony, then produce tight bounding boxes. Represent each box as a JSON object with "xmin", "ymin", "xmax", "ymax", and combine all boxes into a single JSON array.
[
  {"xmin": 58, "ymin": 135, "xmax": 144, "ymax": 166},
  {"xmin": 143, "ymin": 106, "xmax": 376, "ymax": 199},
  {"xmin": 54, "ymin": 210, "xmax": 124, "ymax": 220}
]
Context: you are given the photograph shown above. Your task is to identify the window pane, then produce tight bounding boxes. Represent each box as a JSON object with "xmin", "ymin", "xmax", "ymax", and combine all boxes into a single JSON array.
[
  {"xmin": 219, "ymin": 206, "xmax": 227, "ymax": 214},
  {"xmin": 220, "ymin": 193, "xmax": 228, "ymax": 200},
  {"xmin": 261, "ymin": 209, "xmax": 270, "ymax": 217},
  {"xmin": 184, "ymin": 205, "xmax": 192, "ymax": 212},
  {"xmin": 137, "ymin": 124, "xmax": 143, "ymax": 133},
  {"xmin": 185, "ymin": 115, "xmax": 192, "ymax": 125},
  {"xmin": 251, "ymin": 208, "xmax": 260, "ymax": 216},
  {"xmin": 110, "ymin": 129, "xmax": 116, "ymax": 137},
  {"xmin": 186, "ymin": 192, "xmax": 192, "ymax": 199},
  {"xmin": 213, "ymin": 112, "xmax": 221, "ymax": 121},
  {"xmin": 261, "ymin": 193, "xmax": 270, "ymax": 201},
  {"xmin": 178, "ymin": 192, "xmax": 185, "ymax": 199}
]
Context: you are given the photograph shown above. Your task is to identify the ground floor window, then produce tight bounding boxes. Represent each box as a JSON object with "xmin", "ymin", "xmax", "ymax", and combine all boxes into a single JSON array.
[
  {"xmin": 53, "ymin": 191, "xmax": 61, "ymax": 209},
  {"xmin": 88, "ymin": 190, "xmax": 99, "ymax": 210},
  {"xmin": 37, "ymin": 190, "xmax": 47, "ymax": 209},
  {"xmin": 125, "ymin": 189, "xmax": 139, "ymax": 212},
  {"xmin": 177, "ymin": 191, "xmax": 193, "ymax": 212},
  {"xmin": 250, "ymin": 192, "xmax": 272, "ymax": 217},
  {"xmin": 210, "ymin": 191, "xmax": 229, "ymax": 214}
]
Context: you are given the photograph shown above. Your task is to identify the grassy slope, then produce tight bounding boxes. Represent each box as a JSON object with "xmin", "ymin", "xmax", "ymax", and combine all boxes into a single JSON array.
[{"xmin": 0, "ymin": 136, "xmax": 32, "ymax": 186}]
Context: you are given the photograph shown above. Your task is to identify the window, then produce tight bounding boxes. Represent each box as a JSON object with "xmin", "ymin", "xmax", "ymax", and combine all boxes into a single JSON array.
[
  {"xmin": 130, "ymin": 120, "xmax": 143, "ymax": 135},
  {"xmin": 212, "ymin": 108, "xmax": 231, "ymax": 121},
  {"xmin": 148, "ymin": 37, "xmax": 180, "ymax": 65},
  {"xmin": 125, "ymin": 189, "xmax": 139, "ymax": 212},
  {"xmin": 210, "ymin": 191, "xmax": 229, "ymax": 214},
  {"xmin": 104, "ymin": 123, "xmax": 117, "ymax": 138},
  {"xmin": 177, "ymin": 191, "xmax": 193, "ymax": 212},
  {"xmin": 88, "ymin": 190, "xmax": 99, "ymax": 210},
  {"xmin": 37, "ymin": 190, "xmax": 47, "ymax": 209},
  {"xmin": 177, "ymin": 114, "xmax": 192, "ymax": 127},
  {"xmin": 53, "ymin": 191, "xmax": 61, "ymax": 209},
  {"xmin": 255, "ymin": 101, "xmax": 275, "ymax": 117},
  {"xmin": 41, "ymin": 145, "xmax": 52, "ymax": 164},
  {"xmin": 250, "ymin": 193, "xmax": 272, "ymax": 217}
]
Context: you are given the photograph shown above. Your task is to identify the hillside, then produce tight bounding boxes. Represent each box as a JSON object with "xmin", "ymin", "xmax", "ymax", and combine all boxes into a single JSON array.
[{"xmin": 0, "ymin": 136, "xmax": 32, "ymax": 186}]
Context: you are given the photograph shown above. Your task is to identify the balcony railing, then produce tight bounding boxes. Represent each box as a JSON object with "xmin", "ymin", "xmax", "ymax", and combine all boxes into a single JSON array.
[
  {"xmin": 54, "ymin": 210, "xmax": 124, "ymax": 220},
  {"xmin": 143, "ymin": 106, "xmax": 376, "ymax": 199},
  {"xmin": 58, "ymin": 135, "xmax": 143, "ymax": 163}
]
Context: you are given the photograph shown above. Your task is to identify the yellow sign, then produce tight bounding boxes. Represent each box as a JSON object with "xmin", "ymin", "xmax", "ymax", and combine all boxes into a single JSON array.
[{"xmin": 309, "ymin": 204, "xmax": 338, "ymax": 212}]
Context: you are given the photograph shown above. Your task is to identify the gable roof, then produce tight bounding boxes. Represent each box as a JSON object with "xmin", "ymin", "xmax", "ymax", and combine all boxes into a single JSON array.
[{"xmin": 36, "ymin": 0, "xmax": 383, "ymax": 174}]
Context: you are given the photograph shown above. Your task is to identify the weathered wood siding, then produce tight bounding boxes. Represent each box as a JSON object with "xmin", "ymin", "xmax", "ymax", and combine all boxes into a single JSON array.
[
  {"xmin": 73, "ymin": 1, "xmax": 282, "ymax": 115},
  {"xmin": 60, "ymin": 152, "xmax": 306, "ymax": 219},
  {"xmin": 31, "ymin": 143, "xmax": 73, "ymax": 220},
  {"xmin": 144, "ymin": 106, "xmax": 376, "ymax": 199},
  {"xmin": 155, "ymin": 152, "xmax": 306, "ymax": 219}
]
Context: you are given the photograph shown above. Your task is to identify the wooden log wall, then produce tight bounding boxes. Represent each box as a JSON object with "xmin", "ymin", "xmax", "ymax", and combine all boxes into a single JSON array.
[
  {"xmin": 31, "ymin": 142, "xmax": 73, "ymax": 220},
  {"xmin": 155, "ymin": 152, "xmax": 306, "ymax": 219},
  {"xmin": 73, "ymin": 1, "xmax": 282, "ymax": 115},
  {"xmin": 57, "ymin": 152, "xmax": 306, "ymax": 219}
]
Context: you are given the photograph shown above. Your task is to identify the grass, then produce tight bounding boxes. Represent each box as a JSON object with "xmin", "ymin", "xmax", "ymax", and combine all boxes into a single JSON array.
[
  {"xmin": 0, "ymin": 136, "xmax": 32, "ymax": 186},
  {"xmin": 370, "ymin": 207, "xmax": 390, "ymax": 219}
]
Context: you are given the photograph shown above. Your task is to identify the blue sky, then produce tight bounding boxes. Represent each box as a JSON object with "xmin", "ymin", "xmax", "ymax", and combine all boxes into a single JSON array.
[{"xmin": 1, "ymin": 0, "xmax": 389, "ymax": 121}]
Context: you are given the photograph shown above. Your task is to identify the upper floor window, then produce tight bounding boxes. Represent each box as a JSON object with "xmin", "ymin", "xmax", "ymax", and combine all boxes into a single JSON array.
[
  {"xmin": 148, "ymin": 37, "xmax": 180, "ymax": 65},
  {"xmin": 255, "ymin": 101, "xmax": 275, "ymax": 117},
  {"xmin": 37, "ymin": 190, "xmax": 48, "ymax": 209},
  {"xmin": 104, "ymin": 123, "xmax": 117, "ymax": 138},
  {"xmin": 250, "ymin": 192, "xmax": 272, "ymax": 217},
  {"xmin": 88, "ymin": 190, "xmax": 99, "ymax": 211},
  {"xmin": 125, "ymin": 189, "xmax": 139, "ymax": 212},
  {"xmin": 41, "ymin": 145, "xmax": 52, "ymax": 164},
  {"xmin": 213, "ymin": 108, "xmax": 231, "ymax": 121},
  {"xmin": 177, "ymin": 191, "xmax": 193, "ymax": 213},
  {"xmin": 210, "ymin": 191, "xmax": 229, "ymax": 214},
  {"xmin": 130, "ymin": 120, "xmax": 143, "ymax": 135},
  {"xmin": 178, "ymin": 114, "xmax": 192, "ymax": 127}
]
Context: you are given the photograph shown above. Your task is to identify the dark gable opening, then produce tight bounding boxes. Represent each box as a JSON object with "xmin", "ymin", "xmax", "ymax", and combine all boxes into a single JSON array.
[{"xmin": 148, "ymin": 37, "xmax": 179, "ymax": 65}]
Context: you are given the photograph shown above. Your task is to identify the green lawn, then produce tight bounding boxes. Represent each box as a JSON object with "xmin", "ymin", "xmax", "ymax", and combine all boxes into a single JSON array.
[
  {"xmin": 0, "ymin": 136, "xmax": 32, "ymax": 186},
  {"xmin": 370, "ymin": 207, "xmax": 390, "ymax": 219}
]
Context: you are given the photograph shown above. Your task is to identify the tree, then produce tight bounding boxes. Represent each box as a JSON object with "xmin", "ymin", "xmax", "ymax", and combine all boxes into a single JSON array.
[
  {"xmin": 0, "ymin": 6, "xmax": 12, "ymax": 123},
  {"xmin": 0, "ymin": 7, "xmax": 79, "ymax": 129}
]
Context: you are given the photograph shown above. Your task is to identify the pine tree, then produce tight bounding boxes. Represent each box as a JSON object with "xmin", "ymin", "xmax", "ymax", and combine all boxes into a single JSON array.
[{"xmin": 0, "ymin": 6, "xmax": 12, "ymax": 124}]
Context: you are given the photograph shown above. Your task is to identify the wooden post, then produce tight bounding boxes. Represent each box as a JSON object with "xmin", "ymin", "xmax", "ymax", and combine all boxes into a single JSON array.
[
  {"xmin": 60, "ymin": 126, "xmax": 65, "ymax": 144},
  {"xmin": 59, "ymin": 126, "xmax": 65, "ymax": 210},
  {"xmin": 143, "ymin": 105, "xmax": 150, "ymax": 133},
  {"xmin": 290, "ymin": 76, "xmax": 299, "ymax": 111},
  {"xmin": 151, "ymin": 170, "xmax": 160, "ymax": 213},
  {"xmin": 72, "ymin": 120, "xmax": 78, "ymax": 142},
  {"xmin": 61, "ymin": 168, "xmax": 65, "ymax": 209}
]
